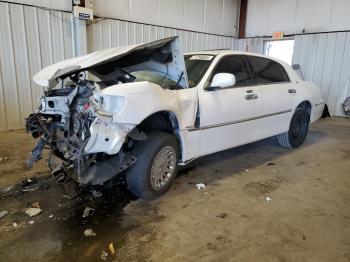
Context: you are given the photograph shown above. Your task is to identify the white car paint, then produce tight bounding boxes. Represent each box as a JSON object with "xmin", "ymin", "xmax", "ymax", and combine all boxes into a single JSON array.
[
  {"xmin": 32, "ymin": 39, "xmax": 325, "ymax": 166},
  {"xmin": 33, "ymin": 37, "xmax": 188, "ymax": 89}
]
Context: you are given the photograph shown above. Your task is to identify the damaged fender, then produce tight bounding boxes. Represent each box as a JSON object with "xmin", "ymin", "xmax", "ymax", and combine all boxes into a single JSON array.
[{"xmin": 84, "ymin": 117, "xmax": 136, "ymax": 155}]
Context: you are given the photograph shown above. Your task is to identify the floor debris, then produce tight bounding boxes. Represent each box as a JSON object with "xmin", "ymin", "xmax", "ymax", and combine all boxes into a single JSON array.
[
  {"xmin": 267, "ymin": 162, "xmax": 277, "ymax": 166},
  {"xmin": 100, "ymin": 250, "xmax": 108, "ymax": 260},
  {"xmin": 28, "ymin": 220, "xmax": 35, "ymax": 225},
  {"xmin": 25, "ymin": 207, "xmax": 42, "ymax": 217},
  {"xmin": 265, "ymin": 196, "xmax": 272, "ymax": 202},
  {"xmin": 82, "ymin": 207, "xmax": 95, "ymax": 218},
  {"xmin": 195, "ymin": 183, "xmax": 206, "ymax": 190},
  {"xmin": 13, "ymin": 222, "xmax": 18, "ymax": 228},
  {"xmin": 91, "ymin": 190, "xmax": 103, "ymax": 198},
  {"xmin": 0, "ymin": 156, "xmax": 8, "ymax": 162},
  {"xmin": 216, "ymin": 213, "xmax": 228, "ymax": 219},
  {"xmin": 51, "ymin": 165, "xmax": 67, "ymax": 184},
  {"xmin": 108, "ymin": 242, "xmax": 115, "ymax": 255},
  {"xmin": 21, "ymin": 177, "xmax": 41, "ymax": 192},
  {"xmin": 31, "ymin": 202, "xmax": 40, "ymax": 208},
  {"xmin": 83, "ymin": 229, "xmax": 96, "ymax": 237},
  {"xmin": 0, "ymin": 210, "xmax": 9, "ymax": 218},
  {"xmin": 242, "ymin": 168, "xmax": 249, "ymax": 172}
]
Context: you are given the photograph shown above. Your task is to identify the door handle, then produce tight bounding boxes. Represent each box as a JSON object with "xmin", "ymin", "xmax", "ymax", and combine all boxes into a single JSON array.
[
  {"xmin": 245, "ymin": 94, "xmax": 258, "ymax": 100},
  {"xmin": 288, "ymin": 89, "xmax": 297, "ymax": 94}
]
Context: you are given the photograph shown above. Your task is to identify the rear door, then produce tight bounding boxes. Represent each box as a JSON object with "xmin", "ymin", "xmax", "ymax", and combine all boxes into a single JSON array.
[
  {"xmin": 197, "ymin": 55, "xmax": 263, "ymax": 156},
  {"xmin": 245, "ymin": 56, "xmax": 298, "ymax": 139}
]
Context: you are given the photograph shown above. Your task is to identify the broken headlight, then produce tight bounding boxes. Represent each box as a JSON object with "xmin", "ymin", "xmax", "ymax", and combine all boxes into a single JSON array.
[{"xmin": 93, "ymin": 93, "xmax": 126, "ymax": 115}]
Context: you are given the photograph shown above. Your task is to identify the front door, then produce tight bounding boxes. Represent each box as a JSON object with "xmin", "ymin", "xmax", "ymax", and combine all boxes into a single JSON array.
[{"xmin": 197, "ymin": 55, "xmax": 263, "ymax": 156}]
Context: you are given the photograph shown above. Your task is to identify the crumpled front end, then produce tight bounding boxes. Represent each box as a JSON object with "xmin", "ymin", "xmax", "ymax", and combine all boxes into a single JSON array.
[{"xmin": 26, "ymin": 80, "xmax": 137, "ymax": 185}]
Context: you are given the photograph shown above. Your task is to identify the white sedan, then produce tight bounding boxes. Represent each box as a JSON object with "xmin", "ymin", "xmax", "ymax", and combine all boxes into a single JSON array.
[{"xmin": 27, "ymin": 37, "xmax": 325, "ymax": 199}]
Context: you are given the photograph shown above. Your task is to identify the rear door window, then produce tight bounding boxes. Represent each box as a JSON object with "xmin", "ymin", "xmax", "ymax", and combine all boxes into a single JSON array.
[{"xmin": 246, "ymin": 56, "xmax": 290, "ymax": 85}]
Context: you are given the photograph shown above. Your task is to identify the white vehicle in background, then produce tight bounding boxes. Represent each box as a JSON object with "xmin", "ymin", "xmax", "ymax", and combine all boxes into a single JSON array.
[{"xmin": 26, "ymin": 37, "xmax": 325, "ymax": 199}]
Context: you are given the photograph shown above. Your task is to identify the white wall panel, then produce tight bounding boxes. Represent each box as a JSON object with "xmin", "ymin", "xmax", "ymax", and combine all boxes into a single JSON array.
[
  {"xmin": 292, "ymin": 32, "xmax": 350, "ymax": 116},
  {"xmin": 94, "ymin": 0, "xmax": 240, "ymax": 36},
  {"xmin": 233, "ymin": 38, "xmax": 264, "ymax": 54},
  {"xmin": 87, "ymin": 18, "xmax": 235, "ymax": 53},
  {"xmin": 204, "ymin": 0, "xmax": 223, "ymax": 34},
  {"xmin": 0, "ymin": 2, "xmax": 84, "ymax": 131},
  {"xmin": 158, "ymin": 0, "xmax": 184, "ymax": 29},
  {"xmin": 6, "ymin": 0, "xmax": 72, "ymax": 11},
  {"xmin": 246, "ymin": 0, "xmax": 350, "ymax": 37},
  {"xmin": 184, "ymin": 0, "xmax": 205, "ymax": 33},
  {"xmin": 9, "ymin": 4, "xmax": 33, "ymax": 126},
  {"xmin": 130, "ymin": 0, "xmax": 158, "ymax": 25},
  {"xmin": 0, "ymin": 3, "xmax": 21, "ymax": 130}
]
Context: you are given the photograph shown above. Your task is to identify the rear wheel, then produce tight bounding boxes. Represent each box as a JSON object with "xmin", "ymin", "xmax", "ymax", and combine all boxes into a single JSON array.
[
  {"xmin": 126, "ymin": 131, "xmax": 179, "ymax": 199},
  {"xmin": 277, "ymin": 108, "xmax": 310, "ymax": 149}
]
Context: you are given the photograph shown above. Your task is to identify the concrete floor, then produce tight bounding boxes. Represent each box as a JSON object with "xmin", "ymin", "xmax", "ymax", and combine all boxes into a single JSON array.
[{"xmin": 0, "ymin": 117, "xmax": 349, "ymax": 262}]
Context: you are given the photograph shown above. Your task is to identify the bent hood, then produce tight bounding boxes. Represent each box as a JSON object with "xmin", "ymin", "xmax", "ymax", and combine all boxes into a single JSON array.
[{"xmin": 33, "ymin": 36, "xmax": 188, "ymax": 89}]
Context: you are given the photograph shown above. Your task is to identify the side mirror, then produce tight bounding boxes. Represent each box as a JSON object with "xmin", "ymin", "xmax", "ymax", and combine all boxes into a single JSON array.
[{"xmin": 207, "ymin": 73, "xmax": 236, "ymax": 91}]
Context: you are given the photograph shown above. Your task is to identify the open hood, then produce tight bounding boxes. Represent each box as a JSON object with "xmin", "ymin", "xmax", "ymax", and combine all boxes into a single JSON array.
[{"xmin": 33, "ymin": 36, "xmax": 188, "ymax": 89}]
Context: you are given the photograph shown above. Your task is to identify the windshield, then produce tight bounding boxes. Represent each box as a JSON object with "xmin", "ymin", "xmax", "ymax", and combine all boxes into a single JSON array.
[
  {"xmin": 86, "ymin": 69, "xmax": 182, "ymax": 90},
  {"xmin": 185, "ymin": 54, "xmax": 215, "ymax": 87},
  {"xmin": 132, "ymin": 70, "xmax": 182, "ymax": 90}
]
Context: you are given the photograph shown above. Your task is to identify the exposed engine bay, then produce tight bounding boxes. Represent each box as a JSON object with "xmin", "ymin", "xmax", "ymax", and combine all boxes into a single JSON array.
[
  {"xmin": 25, "ymin": 37, "xmax": 188, "ymax": 186},
  {"xmin": 26, "ymin": 73, "xmax": 138, "ymax": 185}
]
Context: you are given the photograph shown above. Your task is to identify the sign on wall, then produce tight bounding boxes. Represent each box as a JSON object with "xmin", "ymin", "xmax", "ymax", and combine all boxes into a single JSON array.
[
  {"xmin": 272, "ymin": 31, "xmax": 284, "ymax": 40},
  {"xmin": 73, "ymin": 6, "xmax": 93, "ymax": 20}
]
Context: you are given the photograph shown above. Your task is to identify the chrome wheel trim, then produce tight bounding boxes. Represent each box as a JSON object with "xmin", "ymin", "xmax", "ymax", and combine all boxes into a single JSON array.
[{"xmin": 150, "ymin": 145, "xmax": 177, "ymax": 191}]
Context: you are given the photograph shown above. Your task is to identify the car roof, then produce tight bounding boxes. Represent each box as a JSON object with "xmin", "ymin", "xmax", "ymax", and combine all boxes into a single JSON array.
[
  {"xmin": 185, "ymin": 50, "xmax": 292, "ymax": 69},
  {"xmin": 185, "ymin": 49, "xmax": 269, "ymax": 58}
]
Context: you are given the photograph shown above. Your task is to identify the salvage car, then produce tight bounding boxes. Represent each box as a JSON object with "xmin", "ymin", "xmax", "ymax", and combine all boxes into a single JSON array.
[{"xmin": 26, "ymin": 37, "xmax": 325, "ymax": 199}]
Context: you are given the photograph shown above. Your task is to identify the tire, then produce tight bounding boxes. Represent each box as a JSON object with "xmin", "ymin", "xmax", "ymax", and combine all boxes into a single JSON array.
[
  {"xmin": 126, "ymin": 131, "xmax": 179, "ymax": 200},
  {"xmin": 277, "ymin": 108, "xmax": 310, "ymax": 149}
]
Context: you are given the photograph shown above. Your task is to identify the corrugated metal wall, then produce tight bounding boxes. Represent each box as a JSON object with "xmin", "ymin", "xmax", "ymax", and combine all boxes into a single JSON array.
[
  {"xmin": 87, "ymin": 18, "xmax": 235, "ymax": 53},
  {"xmin": 0, "ymin": 2, "xmax": 80, "ymax": 131},
  {"xmin": 93, "ymin": 0, "xmax": 240, "ymax": 36},
  {"xmin": 246, "ymin": 0, "xmax": 350, "ymax": 37},
  {"xmin": 233, "ymin": 38, "xmax": 264, "ymax": 54},
  {"xmin": 2, "ymin": 3, "xmax": 348, "ymax": 131},
  {"xmin": 293, "ymin": 32, "xmax": 350, "ymax": 116}
]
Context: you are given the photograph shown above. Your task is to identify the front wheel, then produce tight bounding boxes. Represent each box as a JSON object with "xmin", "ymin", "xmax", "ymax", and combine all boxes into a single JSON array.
[
  {"xmin": 277, "ymin": 109, "xmax": 310, "ymax": 149},
  {"xmin": 126, "ymin": 131, "xmax": 179, "ymax": 200}
]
